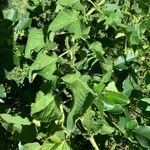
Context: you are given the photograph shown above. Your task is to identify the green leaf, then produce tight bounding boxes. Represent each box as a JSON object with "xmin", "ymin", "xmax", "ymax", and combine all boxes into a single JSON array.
[
  {"xmin": 134, "ymin": 126, "xmax": 150, "ymax": 148},
  {"xmin": 20, "ymin": 142, "xmax": 41, "ymax": 150},
  {"xmin": 31, "ymin": 91, "xmax": 61, "ymax": 122},
  {"xmin": 129, "ymin": 24, "xmax": 145, "ymax": 45},
  {"xmin": 25, "ymin": 28, "xmax": 45, "ymax": 58},
  {"xmin": 134, "ymin": 126, "xmax": 150, "ymax": 140},
  {"xmin": 67, "ymin": 20, "xmax": 84, "ymax": 37},
  {"xmin": 123, "ymin": 75, "xmax": 141, "ymax": 96},
  {"xmin": 146, "ymin": 106, "xmax": 150, "ymax": 111},
  {"xmin": 0, "ymin": 84, "xmax": 6, "ymax": 98},
  {"xmin": 0, "ymin": 114, "xmax": 31, "ymax": 126},
  {"xmin": 94, "ymin": 98, "xmax": 104, "ymax": 115},
  {"xmin": 3, "ymin": 8, "xmax": 18, "ymax": 21},
  {"xmin": 104, "ymin": 4, "xmax": 123, "ymax": 28},
  {"xmin": 114, "ymin": 56, "xmax": 126, "ymax": 69},
  {"xmin": 9, "ymin": 0, "xmax": 29, "ymax": 18},
  {"xmin": 90, "ymin": 41, "xmax": 105, "ymax": 60},
  {"xmin": 15, "ymin": 17, "xmax": 32, "ymax": 32},
  {"xmin": 106, "ymin": 91, "xmax": 130, "ymax": 106},
  {"xmin": 57, "ymin": 0, "xmax": 83, "ymax": 10},
  {"xmin": 101, "ymin": 91, "xmax": 130, "ymax": 111},
  {"xmin": 108, "ymin": 104, "xmax": 124, "ymax": 114},
  {"xmin": 141, "ymin": 98, "xmax": 150, "ymax": 104},
  {"xmin": 0, "ymin": 114, "xmax": 36, "ymax": 142},
  {"xmin": 101, "ymin": 58, "xmax": 113, "ymax": 72},
  {"xmin": 41, "ymin": 131, "xmax": 70, "ymax": 150},
  {"xmin": 140, "ymin": 97, "xmax": 150, "ymax": 111},
  {"xmin": 126, "ymin": 120, "xmax": 138, "ymax": 130},
  {"xmin": 57, "ymin": 0, "xmax": 79, "ymax": 6},
  {"xmin": 94, "ymin": 83, "xmax": 105, "ymax": 96},
  {"xmin": 48, "ymin": 9, "xmax": 79, "ymax": 32},
  {"xmin": 62, "ymin": 72, "xmax": 81, "ymax": 84},
  {"xmin": 29, "ymin": 53, "xmax": 58, "ymax": 81},
  {"xmin": 62, "ymin": 73, "xmax": 95, "ymax": 131},
  {"xmin": 82, "ymin": 109, "xmax": 114, "ymax": 135},
  {"xmin": 136, "ymin": 135, "xmax": 150, "ymax": 149},
  {"xmin": 105, "ymin": 81, "xmax": 118, "ymax": 92},
  {"xmin": 101, "ymin": 72, "xmax": 112, "ymax": 83}
]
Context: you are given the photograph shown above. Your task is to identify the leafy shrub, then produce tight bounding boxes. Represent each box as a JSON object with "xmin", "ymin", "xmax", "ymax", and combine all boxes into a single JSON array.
[{"xmin": 0, "ymin": 0, "xmax": 150, "ymax": 149}]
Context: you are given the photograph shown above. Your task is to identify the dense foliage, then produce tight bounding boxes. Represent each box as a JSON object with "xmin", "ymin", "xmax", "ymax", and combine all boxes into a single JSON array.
[{"xmin": 0, "ymin": 0, "xmax": 150, "ymax": 149}]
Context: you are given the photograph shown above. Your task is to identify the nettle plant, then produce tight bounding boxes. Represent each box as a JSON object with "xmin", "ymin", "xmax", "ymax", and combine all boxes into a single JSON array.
[{"xmin": 0, "ymin": 0, "xmax": 150, "ymax": 149}]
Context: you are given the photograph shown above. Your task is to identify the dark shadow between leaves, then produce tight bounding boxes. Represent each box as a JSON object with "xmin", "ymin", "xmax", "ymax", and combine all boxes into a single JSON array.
[{"xmin": 0, "ymin": 4, "xmax": 15, "ymax": 80}]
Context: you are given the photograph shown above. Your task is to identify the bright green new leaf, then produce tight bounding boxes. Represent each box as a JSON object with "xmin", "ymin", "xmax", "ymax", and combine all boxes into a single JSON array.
[
  {"xmin": 62, "ymin": 72, "xmax": 81, "ymax": 84},
  {"xmin": 101, "ymin": 72, "xmax": 112, "ymax": 83},
  {"xmin": 126, "ymin": 120, "xmax": 138, "ymax": 130}
]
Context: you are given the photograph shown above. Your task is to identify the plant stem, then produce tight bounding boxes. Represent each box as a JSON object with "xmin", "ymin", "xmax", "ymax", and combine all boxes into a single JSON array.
[
  {"xmin": 89, "ymin": 136, "xmax": 99, "ymax": 150},
  {"xmin": 58, "ymin": 51, "xmax": 69, "ymax": 58}
]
